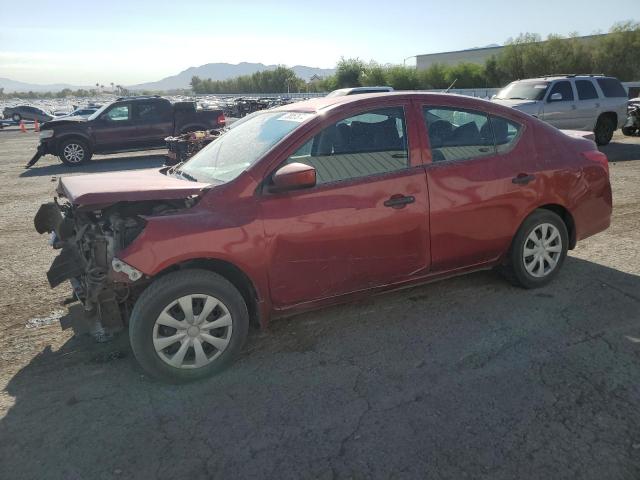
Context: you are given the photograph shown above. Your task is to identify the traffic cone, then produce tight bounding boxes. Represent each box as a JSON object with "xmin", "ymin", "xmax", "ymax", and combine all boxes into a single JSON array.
[
  {"xmin": 34, "ymin": 119, "xmax": 40, "ymax": 132},
  {"xmin": 19, "ymin": 121, "xmax": 27, "ymax": 133}
]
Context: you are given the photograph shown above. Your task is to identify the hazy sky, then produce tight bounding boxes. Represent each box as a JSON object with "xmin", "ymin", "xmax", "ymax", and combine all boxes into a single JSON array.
[{"xmin": 1, "ymin": 0, "xmax": 637, "ymax": 85}]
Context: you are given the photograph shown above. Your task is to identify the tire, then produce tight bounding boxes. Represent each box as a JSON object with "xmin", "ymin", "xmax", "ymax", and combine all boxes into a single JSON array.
[
  {"xmin": 129, "ymin": 269, "xmax": 249, "ymax": 383},
  {"xmin": 58, "ymin": 138, "xmax": 92, "ymax": 166},
  {"xmin": 594, "ymin": 115, "xmax": 615, "ymax": 146},
  {"xmin": 500, "ymin": 209, "xmax": 568, "ymax": 289},
  {"xmin": 12, "ymin": 113, "xmax": 21, "ymax": 122},
  {"xmin": 621, "ymin": 126, "xmax": 637, "ymax": 136}
]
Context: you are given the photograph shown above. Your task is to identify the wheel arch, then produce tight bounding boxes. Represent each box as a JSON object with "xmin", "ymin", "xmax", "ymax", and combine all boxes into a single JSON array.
[
  {"xmin": 55, "ymin": 133, "xmax": 93, "ymax": 155},
  {"xmin": 153, "ymin": 257, "xmax": 263, "ymax": 328},
  {"xmin": 526, "ymin": 203, "xmax": 576, "ymax": 250}
]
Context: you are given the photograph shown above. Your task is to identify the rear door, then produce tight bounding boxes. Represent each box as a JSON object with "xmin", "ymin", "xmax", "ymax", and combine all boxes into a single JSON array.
[
  {"xmin": 574, "ymin": 79, "xmax": 601, "ymax": 130},
  {"xmin": 419, "ymin": 104, "xmax": 539, "ymax": 271},
  {"xmin": 133, "ymin": 100, "xmax": 174, "ymax": 147},
  {"xmin": 92, "ymin": 103, "xmax": 141, "ymax": 150},
  {"xmin": 542, "ymin": 80, "xmax": 578, "ymax": 128},
  {"xmin": 260, "ymin": 103, "xmax": 430, "ymax": 307}
]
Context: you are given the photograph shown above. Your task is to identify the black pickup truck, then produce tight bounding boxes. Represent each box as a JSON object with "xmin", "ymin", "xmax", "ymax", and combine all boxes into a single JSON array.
[{"xmin": 27, "ymin": 96, "xmax": 225, "ymax": 167}]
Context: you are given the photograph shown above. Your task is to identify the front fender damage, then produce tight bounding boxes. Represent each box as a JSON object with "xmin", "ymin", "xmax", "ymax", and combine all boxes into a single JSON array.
[{"xmin": 34, "ymin": 197, "xmax": 196, "ymax": 341}]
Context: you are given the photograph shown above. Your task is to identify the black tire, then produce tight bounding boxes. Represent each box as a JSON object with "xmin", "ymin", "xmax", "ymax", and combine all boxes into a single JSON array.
[
  {"xmin": 594, "ymin": 115, "xmax": 615, "ymax": 146},
  {"xmin": 129, "ymin": 269, "xmax": 249, "ymax": 383},
  {"xmin": 621, "ymin": 126, "xmax": 637, "ymax": 136},
  {"xmin": 58, "ymin": 138, "xmax": 93, "ymax": 166},
  {"xmin": 500, "ymin": 209, "xmax": 568, "ymax": 289},
  {"xmin": 12, "ymin": 113, "xmax": 21, "ymax": 122}
]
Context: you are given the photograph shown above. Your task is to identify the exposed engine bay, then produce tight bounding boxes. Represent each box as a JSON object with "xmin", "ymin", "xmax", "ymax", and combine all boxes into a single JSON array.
[{"xmin": 34, "ymin": 197, "xmax": 197, "ymax": 341}]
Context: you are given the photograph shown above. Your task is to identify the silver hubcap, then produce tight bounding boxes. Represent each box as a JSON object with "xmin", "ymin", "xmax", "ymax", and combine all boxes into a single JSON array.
[
  {"xmin": 63, "ymin": 143, "xmax": 84, "ymax": 163},
  {"xmin": 523, "ymin": 223, "xmax": 562, "ymax": 278},
  {"xmin": 152, "ymin": 294, "xmax": 233, "ymax": 369}
]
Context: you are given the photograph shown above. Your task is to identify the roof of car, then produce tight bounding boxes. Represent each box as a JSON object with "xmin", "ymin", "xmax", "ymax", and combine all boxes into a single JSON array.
[
  {"xmin": 271, "ymin": 91, "xmax": 483, "ymax": 114},
  {"xmin": 515, "ymin": 74, "xmax": 612, "ymax": 82}
]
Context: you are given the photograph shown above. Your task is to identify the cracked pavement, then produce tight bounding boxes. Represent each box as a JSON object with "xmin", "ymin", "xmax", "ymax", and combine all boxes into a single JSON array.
[{"xmin": 0, "ymin": 131, "xmax": 639, "ymax": 479}]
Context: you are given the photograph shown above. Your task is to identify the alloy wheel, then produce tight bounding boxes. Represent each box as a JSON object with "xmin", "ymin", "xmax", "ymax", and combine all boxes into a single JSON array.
[
  {"xmin": 523, "ymin": 223, "xmax": 563, "ymax": 278},
  {"xmin": 63, "ymin": 143, "xmax": 85, "ymax": 164},
  {"xmin": 152, "ymin": 294, "xmax": 233, "ymax": 369}
]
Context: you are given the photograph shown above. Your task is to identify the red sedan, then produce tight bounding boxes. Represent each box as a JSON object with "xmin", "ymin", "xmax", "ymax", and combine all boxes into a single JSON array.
[{"xmin": 35, "ymin": 92, "xmax": 612, "ymax": 382}]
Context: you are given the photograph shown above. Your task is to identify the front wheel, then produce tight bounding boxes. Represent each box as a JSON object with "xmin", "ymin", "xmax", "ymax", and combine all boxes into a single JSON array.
[
  {"xmin": 129, "ymin": 269, "xmax": 249, "ymax": 383},
  {"xmin": 500, "ymin": 210, "xmax": 568, "ymax": 289},
  {"xmin": 12, "ymin": 113, "xmax": 21, "ymax": 122},
  {"xmin": 58, "ymin": 138, "xmax": 92, "ymax": 166}
]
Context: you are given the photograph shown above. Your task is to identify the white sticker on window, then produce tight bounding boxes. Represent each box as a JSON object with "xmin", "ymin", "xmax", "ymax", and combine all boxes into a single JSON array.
[
  {"xmin": 278, "ymin": 112, "xmax": 314, "ymax": 123},
  {"xmin": 534, "ymin": 84, "xmax": 547, "ymax": 89}
]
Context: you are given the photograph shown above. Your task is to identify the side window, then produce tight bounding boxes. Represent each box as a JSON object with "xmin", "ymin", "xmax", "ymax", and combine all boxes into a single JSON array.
[
  {"xmin": 134, "ymin": 102, "xmax": 166, "ymax": 121},
  {"xmin": 490, "ymin": 116, "xmax": 522, "ymax": 154},
  {"xmin": 548, "ymin": 81, "xmax": 574, "ymax": 102},
  {"xmin": 596, "ymin": 78, "xmax": 627, "ymax": 98},
  {"xmin": 575, "ymin": 80, "xmax": 599, "ymax": 100},
  {"xmin": 424, "ymin": 107, "xmax": 495, "ymax": 162},
  {"xmin": 284, "ymin": 107, "xmax": 408, "ymax": 185},
  {"xmin": 105, "ymin": 105, "xmax": 130, "ymax": 122}
]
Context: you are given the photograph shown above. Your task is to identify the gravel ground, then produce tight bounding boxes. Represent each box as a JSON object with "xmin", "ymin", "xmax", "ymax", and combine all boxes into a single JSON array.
[{"xmin": 0, "ymin": 129, "xmax": 639, "ymax": 479}]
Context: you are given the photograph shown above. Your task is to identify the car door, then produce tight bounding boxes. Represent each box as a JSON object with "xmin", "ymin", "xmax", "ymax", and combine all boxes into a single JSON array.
[
  {"xmin": 574, "ymin": 79, "xmax": 601, "ymax": 130},
  {"xmin": 542, "ymin": 80, "xmax": 578, "ymax": 129},
  {"xmin": 260, "ymin": 103, "xmax": 430, "ymax": 307},
  {"xmin": 92, "ymin": 103, "xmax": 141, "ymax": 150},
  {"xmin": 133, "ymin": 101, "xmax": 174, "ymax": 147},
  {"xmin": 420, "ymin": 104, "xmax": 539, "ymax": 271}
]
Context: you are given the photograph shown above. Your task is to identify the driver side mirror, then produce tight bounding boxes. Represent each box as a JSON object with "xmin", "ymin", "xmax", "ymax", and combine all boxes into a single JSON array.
[
  {"xmin": 549, "ymin": 92, "xmax": 563, "ymax": 102},
  {"xmin": 269, "ymin": 162, "xmax": 316, "ymax": 192}
]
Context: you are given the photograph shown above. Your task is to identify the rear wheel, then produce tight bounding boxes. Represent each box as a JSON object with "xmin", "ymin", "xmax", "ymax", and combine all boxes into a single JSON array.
[
  {"xmin": 594, "ymin": 115, "xmax": 615, "ymax": 146},
  {"xmin": 500, "ymin": 210, "xmax": 568, "ymax": 289},
  {"xmin": 58, "ymin": 138, "xmax": 92, "ymax": 166},
  {"xmin": 129, "ymin": 269, "xmax": 249, "ymax": 383}
]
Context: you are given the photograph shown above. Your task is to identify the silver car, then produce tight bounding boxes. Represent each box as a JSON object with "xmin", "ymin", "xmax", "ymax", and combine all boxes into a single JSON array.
[{"xmin": 492, "ymin": 75, "xmax": 628, "ymax": 145}]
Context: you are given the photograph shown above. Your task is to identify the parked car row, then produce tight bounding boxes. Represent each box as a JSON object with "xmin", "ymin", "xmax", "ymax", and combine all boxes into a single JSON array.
[
  {"xmin": 2, "ymin": 104, "xmax": 101, "ymax": 123},
  {"xmin": 34, "ymin": 91, "xmax": 612, "ymax": 383}
]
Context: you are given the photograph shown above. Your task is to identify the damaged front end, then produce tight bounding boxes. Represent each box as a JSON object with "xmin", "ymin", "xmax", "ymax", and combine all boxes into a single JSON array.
[{"xmin": 34, "ymin": 197, "xmax": 193, "ymax": 341}]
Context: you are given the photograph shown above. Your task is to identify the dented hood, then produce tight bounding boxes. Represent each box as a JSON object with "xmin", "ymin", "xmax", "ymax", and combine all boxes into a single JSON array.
[{"xmin": 56, "ymin": 168, "xmax": 210, "ymax": 207}]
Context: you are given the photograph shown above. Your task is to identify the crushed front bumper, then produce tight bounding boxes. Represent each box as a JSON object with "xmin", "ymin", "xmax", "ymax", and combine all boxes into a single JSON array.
[{"xmin": 25, "ymin": 142, "xmax": 49, "ymax": 169}]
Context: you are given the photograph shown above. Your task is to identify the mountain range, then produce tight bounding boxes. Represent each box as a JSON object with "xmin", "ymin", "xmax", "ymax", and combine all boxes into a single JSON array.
[{"xmin": 0, "ymin": 63, "xmax": 335, "ymax": 93}]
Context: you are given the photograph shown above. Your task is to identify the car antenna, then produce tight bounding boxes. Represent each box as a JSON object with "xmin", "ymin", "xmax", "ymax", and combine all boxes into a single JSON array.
[{"xmin": 444, "ymin": 78, "xmax": 458, "ymax": 93}]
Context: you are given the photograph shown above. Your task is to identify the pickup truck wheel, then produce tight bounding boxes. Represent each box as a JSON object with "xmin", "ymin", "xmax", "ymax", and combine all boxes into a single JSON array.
[
  {"xmin": 594, "ymin": 115, "xmax": 615, "ymax": 146},
  {"xmin": 59, "ymin": 138, "xmax": 92, "ymax": 166},
  {"xmin": 500, "ymin": 210, "xmax": 568, "ymax": 289},
  {"xmin": 129, "ymin": 269, "xmax": 249, "ymax": 383}
]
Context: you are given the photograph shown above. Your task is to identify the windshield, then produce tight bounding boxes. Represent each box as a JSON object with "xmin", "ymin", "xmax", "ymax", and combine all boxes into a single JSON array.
[
  {"xmin": 495, "ymin": 81, "xmax": 549, "ymax": 101},
  {"xmin": 87, "ymin": 103, "xmax": 109, "ymax": 120},
  {"xmin": 177, "ymin": 111, "xmax": 313, "ymax": 184}
]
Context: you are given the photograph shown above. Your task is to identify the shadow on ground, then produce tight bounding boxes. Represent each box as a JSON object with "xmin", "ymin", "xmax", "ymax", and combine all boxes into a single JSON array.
[
  {"xmin": 600, "ymin": 138, "xmax": 640, "ymax": 162},
  {"xmin": 1, "ymin": 257, "xmax": 639, "ymax": 479},
  {"xmin": 19, "ymin": 154, "xmax": 167, "ymax": 177}
]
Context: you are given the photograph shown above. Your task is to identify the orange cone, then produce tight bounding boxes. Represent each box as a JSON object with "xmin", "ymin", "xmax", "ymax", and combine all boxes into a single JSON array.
[
  {"xmin": 19, "ymin": 121, "xmax": 27, "ymax": 133},
  {"xmin": 34, "ymin": 119, "xmax": 40, "ymax": 132}
]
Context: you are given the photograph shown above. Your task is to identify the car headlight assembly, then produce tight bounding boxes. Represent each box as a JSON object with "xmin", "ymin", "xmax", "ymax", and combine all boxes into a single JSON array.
[{"xmin": 39, "ymin": 130, "xmax": 54, "ymax": 139}]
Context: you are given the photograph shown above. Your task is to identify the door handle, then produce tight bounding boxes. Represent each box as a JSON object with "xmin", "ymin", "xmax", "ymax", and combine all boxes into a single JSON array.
[
  {"xmin": 512, "ymin": 173, "xmax": 536, "ymax": 185},
  {"xmin": 384, "ymin": 195, "xmax": 415, "ymax": 209}
]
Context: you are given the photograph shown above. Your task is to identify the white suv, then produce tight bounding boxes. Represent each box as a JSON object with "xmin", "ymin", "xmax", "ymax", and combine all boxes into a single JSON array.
[{"xmin": 492, "ymin": 75, "xmax": 628, "ymax": 145}]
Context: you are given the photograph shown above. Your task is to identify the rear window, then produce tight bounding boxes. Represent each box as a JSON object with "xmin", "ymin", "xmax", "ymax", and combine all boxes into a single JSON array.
[{"xmin": 596, "ymin": 78, "xmax": 627, "ymax": 98}]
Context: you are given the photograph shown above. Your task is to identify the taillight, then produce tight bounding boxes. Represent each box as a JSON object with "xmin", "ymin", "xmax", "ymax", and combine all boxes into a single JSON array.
[
  {"xmin": 581, "ymin": 150, "xmax": 609, "ymax": 176},
  {"xmin": 217, "ymin": 113, "xmax": 226, "ymax": 126}
]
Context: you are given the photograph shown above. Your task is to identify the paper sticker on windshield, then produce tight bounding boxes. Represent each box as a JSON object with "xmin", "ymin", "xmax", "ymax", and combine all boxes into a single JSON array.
[
  {"xmin": 278, "ymin": 112, "xmax": 314, "ymax": 123},
  {"xmin": 534, "ymin": 84, "xmax": 547, "ymax": 89}
]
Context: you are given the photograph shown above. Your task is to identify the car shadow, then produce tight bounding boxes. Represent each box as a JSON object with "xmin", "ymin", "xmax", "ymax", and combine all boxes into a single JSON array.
[
  {"xmin": 600, "ymin": 138, "xmax": 640, "ymax": 162},
  {"xmin": 1, "ymin": 257, "xmax": 639, "ymax": 478},
  {"xmin": 19, "ymin": 154, "xmax": 167, "ymax": 177}
]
